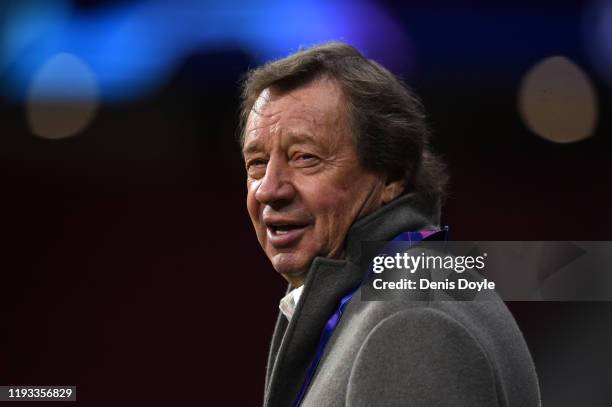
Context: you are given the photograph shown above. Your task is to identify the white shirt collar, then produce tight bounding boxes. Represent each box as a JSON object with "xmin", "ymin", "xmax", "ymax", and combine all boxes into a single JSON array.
[{"xmin": 279, "ymin": 285, "xmax": 304, "ymax": 321}]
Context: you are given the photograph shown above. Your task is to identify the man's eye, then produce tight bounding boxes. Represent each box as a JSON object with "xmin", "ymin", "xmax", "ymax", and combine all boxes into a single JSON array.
[
  {"xmin": 246, "ymin": 159, "xmax": 268, "ymax": 178},
  {"xmin": 293, "ymin": 154, "xmax": 318, "ymax": 164},
  {"xmin": 248, "ymin": 159, "xmax": 268, "ymax": 167}
]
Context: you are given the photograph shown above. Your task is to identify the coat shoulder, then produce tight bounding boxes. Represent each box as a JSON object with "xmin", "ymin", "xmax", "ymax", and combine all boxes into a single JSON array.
[
  {"xmin": 342, "ymin": 298, "xmax": 541, "ymax": 407},
  {"xmin": 346, "ymin": 307, "xmax": 500, "ymax": 406}
]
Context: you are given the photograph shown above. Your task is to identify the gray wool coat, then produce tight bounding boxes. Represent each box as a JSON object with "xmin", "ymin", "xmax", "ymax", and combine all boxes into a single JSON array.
[{"xmin": 263, "ymin": 192, "xmax": 541, "ymax": 407}]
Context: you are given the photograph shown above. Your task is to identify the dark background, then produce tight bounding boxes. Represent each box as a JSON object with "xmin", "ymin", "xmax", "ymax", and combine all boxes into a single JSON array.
[{"xmin": 1, "ymin": 0, "xmax": 611, "ymax": 405}]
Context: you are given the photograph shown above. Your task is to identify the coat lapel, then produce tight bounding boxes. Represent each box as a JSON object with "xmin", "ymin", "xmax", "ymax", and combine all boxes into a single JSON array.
[{"xmin": 264, "ymin": 258, "xmax": 363, "ymax": 407}]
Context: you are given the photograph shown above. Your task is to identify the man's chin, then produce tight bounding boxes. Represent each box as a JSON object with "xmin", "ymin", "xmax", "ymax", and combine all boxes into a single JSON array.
[{"xmin": 270, "ymin": 253, "xmax": 311, "ymax": 284}]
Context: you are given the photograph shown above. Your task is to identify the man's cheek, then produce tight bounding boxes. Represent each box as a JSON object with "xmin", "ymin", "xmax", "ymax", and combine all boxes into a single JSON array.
[
  {"xmin": 246, "ymin": 202, "xmax": 257, "ymax": 227},
  {"xmin": 308, "ymin": 192, "xmax": 338, "ymax": 213},
  {"xmin": 305, "ymin": 225, "xmax": 327, "ymax": 252}
]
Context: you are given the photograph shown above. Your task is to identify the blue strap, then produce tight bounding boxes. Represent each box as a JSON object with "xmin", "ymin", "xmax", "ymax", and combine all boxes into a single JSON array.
[{"xmin": 291, "ymin": 228, "xmax": 447, "ymax": 406}]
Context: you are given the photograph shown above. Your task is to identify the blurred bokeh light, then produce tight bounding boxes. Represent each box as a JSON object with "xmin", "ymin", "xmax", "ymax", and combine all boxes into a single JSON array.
[
  {"xmin": 518, "ymin": 56, "xmax": 598, "ymax": 143},
  {"xmin": 1, "ymin": 0, "xmax": 413, "ymax": 103},
  {"xmin": 26, "ymin": 53, "xmax": 99, "ymax": 139},
  {"xmin": 583, "ymin": 0, "xmax": 612, "ymax": 86}
]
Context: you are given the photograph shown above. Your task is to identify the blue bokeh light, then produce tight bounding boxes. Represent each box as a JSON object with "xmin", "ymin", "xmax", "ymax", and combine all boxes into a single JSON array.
[
  {"xmin": 1, "ymin": 0, "xmax": 411, "ymax": 103},
  {"xmin": 583, "ymin": 0, "xmax": 612, "ymax": 86}
]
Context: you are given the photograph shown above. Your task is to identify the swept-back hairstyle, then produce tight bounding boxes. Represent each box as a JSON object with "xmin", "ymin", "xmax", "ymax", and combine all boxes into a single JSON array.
[{"xmin": 238, "ymin": 41, "xmax": 448, "ymax": 200}]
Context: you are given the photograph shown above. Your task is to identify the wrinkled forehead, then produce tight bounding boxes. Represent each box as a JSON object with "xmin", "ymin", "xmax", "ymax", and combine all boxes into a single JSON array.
[
  {"xmin": 244, "ymin": 81, "xmax": 348, "ymax": 146},
  {"xmin": 247, "ymin": 89, "xmax": 325, "ymax": 130}
]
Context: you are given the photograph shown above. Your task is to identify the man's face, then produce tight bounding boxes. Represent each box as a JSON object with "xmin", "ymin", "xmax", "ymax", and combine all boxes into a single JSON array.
[{"xmin": 243, "ymin": 79, "xmax": 386, "ymax": 286}]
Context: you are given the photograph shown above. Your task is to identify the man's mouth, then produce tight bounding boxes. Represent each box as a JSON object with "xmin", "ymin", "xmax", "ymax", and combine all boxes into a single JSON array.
[
  {"xmin": 265, "ymin": 221, "xmax": 310, "ymax": 247},
  {"xmin": 269, "ymin": 224, "xmax": 304, "ymax": 235}
]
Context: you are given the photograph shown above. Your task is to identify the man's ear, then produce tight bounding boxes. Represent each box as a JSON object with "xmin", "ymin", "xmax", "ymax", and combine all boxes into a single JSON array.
[{"xmin": 381, "ymin": 177, "xmax": 406, "ymax": 204}]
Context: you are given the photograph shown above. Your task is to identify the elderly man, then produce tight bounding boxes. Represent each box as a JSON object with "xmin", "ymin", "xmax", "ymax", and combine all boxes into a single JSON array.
[{"xmin": 239, "ymin": 42, "xmax": 540, "ymax": 407}]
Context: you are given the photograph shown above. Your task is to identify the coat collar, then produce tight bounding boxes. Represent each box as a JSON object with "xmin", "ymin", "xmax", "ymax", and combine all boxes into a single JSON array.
[
  {"xmin": 345, "ymin": 191, "xmax": 441, "ymax": 263},
  {"xmin": 264, "ymin": 191, "xmax": 441, "ymax": 407}
]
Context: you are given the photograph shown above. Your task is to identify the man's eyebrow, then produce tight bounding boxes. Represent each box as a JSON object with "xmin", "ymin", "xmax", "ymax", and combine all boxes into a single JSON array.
[
  {"xmin": 242, "ymin": 142, "xmax": 263, "ymax": 156},
  {"xmin": 243, "ymin": 131, "xmax": 320, "ymax": 155}
]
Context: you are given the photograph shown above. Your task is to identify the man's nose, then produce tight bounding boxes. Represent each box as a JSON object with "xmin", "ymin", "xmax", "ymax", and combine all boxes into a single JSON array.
[{"xmin": 254, "ymin": 158, "xmax": 295, "ymax": 207}]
